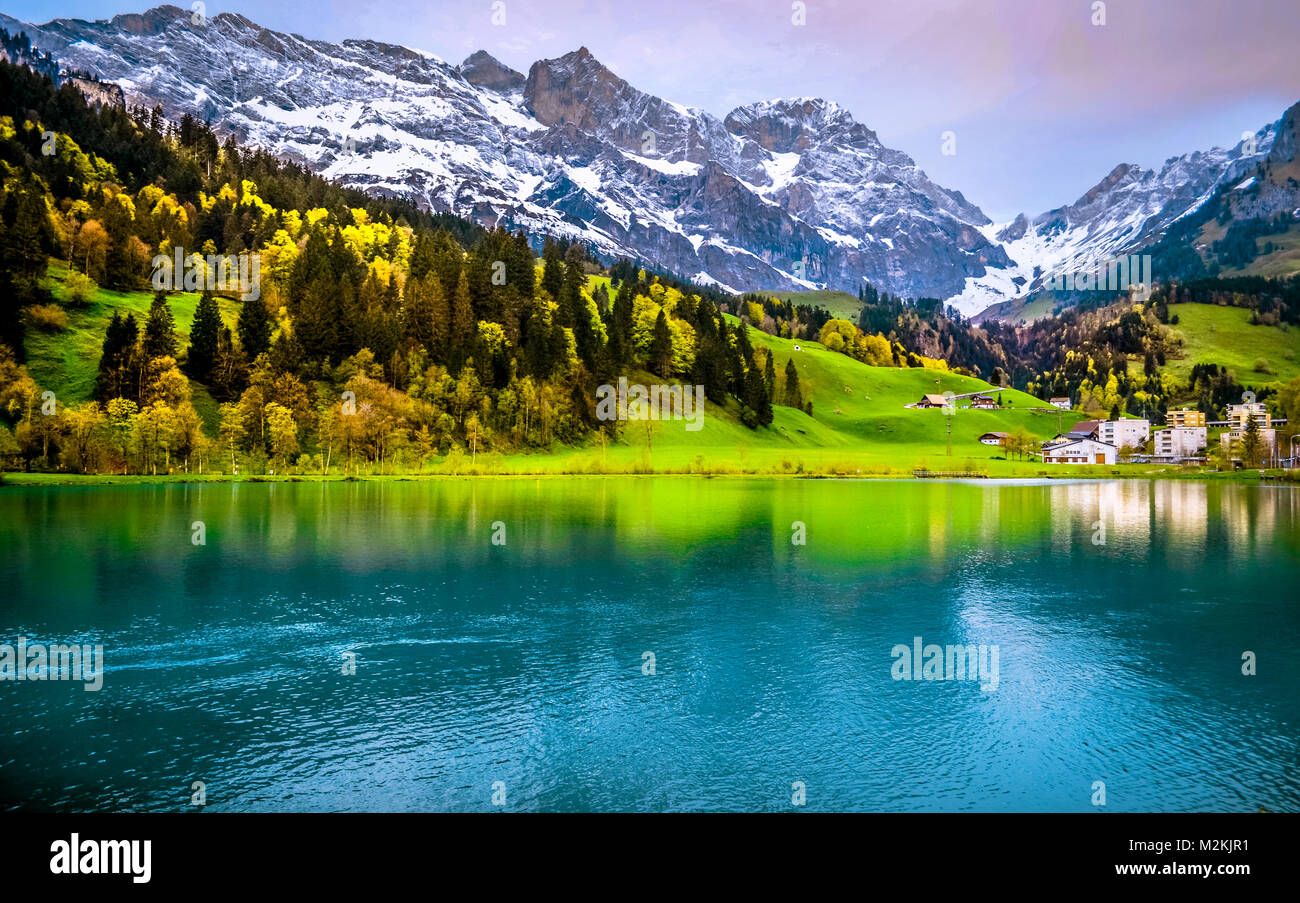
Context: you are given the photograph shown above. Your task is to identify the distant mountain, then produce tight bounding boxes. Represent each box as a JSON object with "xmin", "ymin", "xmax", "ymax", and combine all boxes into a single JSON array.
[
  {"xmin": 953, "ymin": 115, "xmax": 1288, "ymax": 319},
  {"xmin": 1, "ymin": 5, "xmax": 1297, "ymax": 319},
  {"xmin": 0, "ymin": 5, "xmax": 1012, "ymax": 302}
]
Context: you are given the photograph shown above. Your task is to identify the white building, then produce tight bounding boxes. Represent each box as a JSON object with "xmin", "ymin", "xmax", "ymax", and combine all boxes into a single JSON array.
[
  {"xmin": 1097, "ymin": 419, "xmax": 1150, "ymax": 451},
  {"xmin": 1154, "ymin": 426, "xmax": 1207, "ymax": 461},
  {"xmin": 1049, "ymin": 397, "xmax": 1071, "ymax": 410},
  {"xmin": 1221, "ymin": 427, "xmax": 1278, "ymax": 457},
  {"xmin": 1042, "ymin": 437, "xmax": 1118, "ymax": 465}
]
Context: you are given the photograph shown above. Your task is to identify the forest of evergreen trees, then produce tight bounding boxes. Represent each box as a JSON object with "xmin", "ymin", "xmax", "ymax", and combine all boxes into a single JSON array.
[{"xmin": 0, "ymin": 55, "xmax": 797, "ymax": 474}]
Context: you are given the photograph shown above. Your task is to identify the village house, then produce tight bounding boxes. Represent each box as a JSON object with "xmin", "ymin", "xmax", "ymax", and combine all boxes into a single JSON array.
[
  {"xmin": 1042, "ymin": 437, "xmax": 1118, "ymax": 465},
  {"xmin": 915, "ymin": 394, "xmax": 950, "ymax": 409},
  {"xmin": 1220, "ymin": 427, "xmax": 1278, "ymax": 458},
  {"xmin": 979, "ymin": 431, "xmax": 1009, "ymax": 446},
  {"xmin": 1049, "ymin": 397, "xmax": 1071, "ymax": 410},
  {"xmin": 969, "ymin": 395, "xmax": 998, "ymax": 409},
  {"xmin": 1048, "ymin": 420, "xmax": 1101, "ymax": 443}
]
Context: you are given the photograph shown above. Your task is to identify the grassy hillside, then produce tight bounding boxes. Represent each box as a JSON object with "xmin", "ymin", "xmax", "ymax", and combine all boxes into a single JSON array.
[
  {"xmin": 750, "ymin": 288, "xmax": 862, "ymax": 320},
  {"xmin": 28, "ymin": 262, "xmax": 245, "ymax": 433},
  {"xmin": 21, "ymin": 262, "xmax": 1143, "ymax": 478},
  {"xmin": 27, "ymin": 261, "xmax": 243, "ymax": 410},
  {"xmin": 505, "ymin": 315, "xmax": 1083, "ymax": 476},
  {"xmin": 1164, "ymin": 302, "xmax": 1300, "ymax": 384}
]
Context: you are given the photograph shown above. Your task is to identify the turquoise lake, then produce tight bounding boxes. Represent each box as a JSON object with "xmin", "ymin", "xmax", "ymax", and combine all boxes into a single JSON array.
[{"xmin": 1, "ymin": 478, "xmax": 1297, "ymax": 812}]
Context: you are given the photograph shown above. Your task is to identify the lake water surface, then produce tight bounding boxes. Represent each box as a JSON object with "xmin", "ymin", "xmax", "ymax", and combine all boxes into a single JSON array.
[{"xmin": 1, "ymin": 478, "xmax": 1297, "ymax": 812}]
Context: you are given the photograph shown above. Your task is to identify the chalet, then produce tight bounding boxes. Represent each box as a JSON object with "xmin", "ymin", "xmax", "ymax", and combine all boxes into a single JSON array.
[
  {"xmin": 979, "ymin": 431, "xmax": 1009, "ymax": 446},
  {"xmin": 1042, "ymin": 437, "xmax": 1117, "ymax": 465},
  {"xmin": 969, "ymin": 395, "xmax": 998, "ymax": 409},
  {"xmin": 915, "ymin": 394, "xmax": 950, "ymax": 409},
  {"xmin": 1064, "ymin": 420, "xmax": 1100, "ymax": 439},
  {"xmin": 1044, "ymin": 420, "xmax": 1100, "ymax": 447},
  {"xmin": 1049, "ymin": 398, "xmax": 1071, "ymax": 410}
]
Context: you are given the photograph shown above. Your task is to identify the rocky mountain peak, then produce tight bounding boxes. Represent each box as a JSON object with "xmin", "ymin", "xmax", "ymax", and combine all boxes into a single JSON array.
[
  {"xmin": 524, "ymin": 46, "xmax": 634, "ymax": 132},
  {"xmin": 996, "ymin": 213, "xmax": 1030, "ymax": 243},
  {"xmin": 724, "ymin": 98, "xmax": 881, "ymax": 155},
  {"xmin": 1268, "ymin": 99, "xmax": 1299, "ymax": 164},
  {"xmin": 108, "ymin": 4, "xmax": 188, "ymax": 36},
  {"xmin": 460, "ymin": 50, "xmax": 525, "ymax": 93}
]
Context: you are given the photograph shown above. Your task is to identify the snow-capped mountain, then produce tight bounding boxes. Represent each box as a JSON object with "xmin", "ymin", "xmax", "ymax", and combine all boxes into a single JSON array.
[
  {"xmin": 1, "ymin": 5, "xmax": 1295, "ymax": 319},
  {"xmin": 0, "ymin": 5, "xmax": 1011, "ymax": 301},
  {"xmin": 949, "ymin": 124, "xmax": 1280, "ymax": 317}
]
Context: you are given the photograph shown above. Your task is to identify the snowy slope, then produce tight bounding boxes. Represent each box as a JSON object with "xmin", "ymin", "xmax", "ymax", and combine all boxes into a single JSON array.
[{"xmin": 1, "ymin": 5, "xmax": 1292, "ymax": 318}]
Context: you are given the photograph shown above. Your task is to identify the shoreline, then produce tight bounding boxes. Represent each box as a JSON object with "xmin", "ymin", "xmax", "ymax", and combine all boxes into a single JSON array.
[{"xmin": 2, "ymin": 469, "xmax": 1292, "ymax": 487}]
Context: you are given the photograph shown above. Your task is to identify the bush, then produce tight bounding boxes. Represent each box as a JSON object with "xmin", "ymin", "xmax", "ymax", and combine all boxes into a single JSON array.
[
  {"xmin": 63, "ymin": 271, "xmax": 98, "ymax": 307},
  {"xmin": 23, "ymin": 304, "xmax": 69, "ymax": 332},
  {"xmin": 1254, "ymin": 357, "xmax": 1273, "ymax": 374}
]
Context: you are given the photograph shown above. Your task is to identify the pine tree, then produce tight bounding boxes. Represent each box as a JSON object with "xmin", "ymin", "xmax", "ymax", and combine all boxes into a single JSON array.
[
  {"xmin": 428, "ymin": 273, "xmax": 451, "ymax": 363},
  {"xmin": 94, "ymin": 312, "xmax": 139, "ymax": 403},
  {"xmin": 563, "ymin": 246, "xmax": 597, "ymax": 367},
  {"xmin": 237, "ymin": 294, "xmax": 273, "ymax": 362},
  {"xmin": 1242, "ymin": 415, "xmax": 1261, "ymax": 466},
  {"xmin": 143, "ymin": 291, "xmax": 178, "ymax": 360},
  {"xmin": 450, "ymin": 269, "xmax": 475, "ymax": 372},
  {"xmin": 651, "ymin": 309, "xmax": 673, "ymax": 378},
  {"xmin": 784, "ymin": 357, "xmax": 802, "ymax": 409},
  {"xmin": 0, "ymin": 182, "xmax": 54, "ymax": 357},
  {"xmin": 745, "ymin": 362, "xmax": 773, "ymax": 426},
  {"xmin": 541, "ymin": 237, "xmax": 565, "ymax": 303},
  {"xmin": 295, "ymin": 275, "xmax": 340, "ymax": 364},
  {"xmin": 187, "ymin": 291, "xmax": 222, "ymax": 381},
  {"xmin": 613, "ymin": 282, "xmax": 635, "ymax": 361},
  {"xmin": 510, "ymin": 230, "xmax": 536, "ymax": 299}
]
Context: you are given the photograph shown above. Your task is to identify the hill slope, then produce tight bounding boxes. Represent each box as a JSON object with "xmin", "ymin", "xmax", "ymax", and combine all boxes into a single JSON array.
[
  {"xmin": 26, "ymin": 262, "xmax": 1075, "ymax": 475},
  {"xmin": 1163, "ymin": 302, "xmax": 1300, "ymax": 385}
]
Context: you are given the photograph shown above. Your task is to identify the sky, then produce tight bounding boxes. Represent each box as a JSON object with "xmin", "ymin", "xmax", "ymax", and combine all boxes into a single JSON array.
[{"xmin": 4, "ymin": 0, "xmax": 1299, "ymax": 222}]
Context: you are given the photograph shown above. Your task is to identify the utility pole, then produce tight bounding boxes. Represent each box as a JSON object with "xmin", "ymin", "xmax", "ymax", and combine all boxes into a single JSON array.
[{"xmin": 944, "ymin": 391, "xmax": 955, "ymax": 457}]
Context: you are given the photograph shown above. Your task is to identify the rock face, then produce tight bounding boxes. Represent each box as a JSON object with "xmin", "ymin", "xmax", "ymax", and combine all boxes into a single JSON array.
[
  {"xmin": 459, "ymin": 50, "xmax": 523, "ymax": 93},
  {"xmin": 65, "ymin": 76, "xmax": 125, "ymax": 108},
  {"xmin": 1, "ymin": 5, "xmax": 1295, "ymax": 317}
]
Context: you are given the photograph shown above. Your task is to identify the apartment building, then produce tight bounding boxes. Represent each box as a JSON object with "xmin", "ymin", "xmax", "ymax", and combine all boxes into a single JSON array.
[
  {"xmin": 1167, "ymin": 408, "xmax": 1206, "ymax": 429},
  {"xmin": 1154, "ymin": 426, "xmax": 1207, "ymax": 461},
  {"xmin": 1226, "ymin": 400, "xmax": 1271, "ymax": 432},
  {"xmin": 1096, "ymin": 419, "xmax": 1150, "ymax": 451}
]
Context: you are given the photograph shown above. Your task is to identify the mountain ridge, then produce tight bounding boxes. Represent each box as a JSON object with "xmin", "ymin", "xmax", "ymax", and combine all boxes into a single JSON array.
[{"xmin": 3, "ymin": 5, "xmax": 1296, "ymax": 319}]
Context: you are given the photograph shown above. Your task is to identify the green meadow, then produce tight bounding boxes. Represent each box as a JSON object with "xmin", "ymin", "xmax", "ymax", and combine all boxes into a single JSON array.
[{"xmin": 1165, "ymin": 302, "xmax": 1300, "ymax": 385}]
